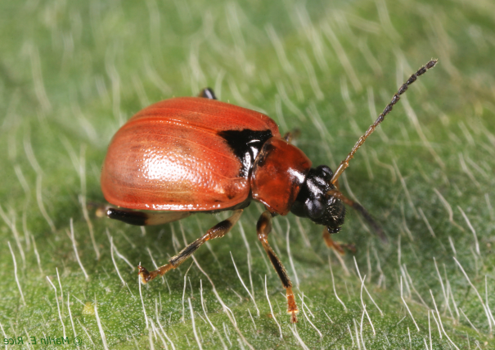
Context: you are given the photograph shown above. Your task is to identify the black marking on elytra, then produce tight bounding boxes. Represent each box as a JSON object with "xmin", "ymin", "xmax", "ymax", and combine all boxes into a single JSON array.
[
  {"xmin": 218, "ymin": 129, "xmax": 273, "ymax": 178},
  {"xmin": 107, "ymin": 208, "xmax": 147, "ymax": 226},
  {"xmin": 267, "ymin": 250, "xmax": 291, "ymax": 288}
]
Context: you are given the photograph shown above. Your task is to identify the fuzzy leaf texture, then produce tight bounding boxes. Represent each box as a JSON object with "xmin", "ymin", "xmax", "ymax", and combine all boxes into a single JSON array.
[{"xmin": 0, "ymin": 0, "xmax": 494, "ymax": 349}]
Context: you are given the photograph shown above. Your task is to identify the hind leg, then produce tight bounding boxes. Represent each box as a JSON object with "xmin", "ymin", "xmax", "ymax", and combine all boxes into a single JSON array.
[
  {"xmin": 198, "ymin": 88, "xmax": 217, "ymax": 100},
  {"xmin": 138, "ymin": 209, "xmax": 243, "ymax": 283}
]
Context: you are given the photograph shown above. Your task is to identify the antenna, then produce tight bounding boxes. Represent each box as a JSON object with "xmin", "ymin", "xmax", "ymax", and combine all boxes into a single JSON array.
[{"xmin": 330, "ymin": 59, "xmax": 438, "ymax": 185}]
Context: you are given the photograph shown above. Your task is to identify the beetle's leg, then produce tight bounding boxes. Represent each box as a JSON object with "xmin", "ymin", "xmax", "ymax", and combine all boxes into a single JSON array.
[
  {"xmin": 103, "ymin": 206, "xmax": 191, "ymax": 226},
  {"xmin": 198, "ymin": 88, "xmax": 217, "ymax": 100},
  {"xmin": 327, "ymin": 189, "xmax": 386, "ymax": 242},
  {"xmin": 323, "ymin": 228, "xmax": 345, "ymax": 255},
  {"xmin": 283, "ymin": 129, "xmax": 301, "ymax": 143},
  {"xmin": 138, "ymin": 209, "xmax": 243, "ymax": 283},
  {"xmin": 323, "ymin": 227, "xmax": 356, "ymax": 255},
  {"xmin": 257, "ymin": 210, "xmax": 298, "ymax": 323}
]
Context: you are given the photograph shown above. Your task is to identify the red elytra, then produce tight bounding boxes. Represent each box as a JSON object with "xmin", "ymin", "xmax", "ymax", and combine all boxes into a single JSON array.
[
  {"xmin": 101, "ymin": 96, "xmax": 312, "ymax": 215},
  {"xmin": 100, "ymin": 60, "xmax": 437, "ymax": 324}
]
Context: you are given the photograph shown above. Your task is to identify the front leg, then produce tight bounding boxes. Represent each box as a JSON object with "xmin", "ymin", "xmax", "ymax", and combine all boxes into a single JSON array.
[
  {"xmin": 139, "ymin": 209, "xmax": 243, "ymax": 283},
  {"xmin": 257, "ymin": 210, "xmax": 299, "ymax": 323},
  {"xmin": 322, "ymin": 227, "xmax": 356, "ymax": 255}
]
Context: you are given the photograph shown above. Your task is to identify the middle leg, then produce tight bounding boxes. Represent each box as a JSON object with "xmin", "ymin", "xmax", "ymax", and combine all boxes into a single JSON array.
[
  {"xmin": 257, "ymin": 210, "xmax": 299, "ymax": 323},
  {"xmin": 283, "ymin": 128, "xmax": 301, "ymax": 143}
]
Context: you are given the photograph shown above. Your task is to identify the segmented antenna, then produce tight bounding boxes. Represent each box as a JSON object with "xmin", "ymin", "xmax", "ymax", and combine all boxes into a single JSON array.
[{"xmin": 330, "ymin": 59, "xmax": 438, "ymax": 185}]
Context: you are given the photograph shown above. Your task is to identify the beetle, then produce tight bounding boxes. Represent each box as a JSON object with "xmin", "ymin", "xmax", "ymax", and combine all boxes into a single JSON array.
[{"xmin": 101, "ymin": 59, "xmax": 437, "ymax": 323}]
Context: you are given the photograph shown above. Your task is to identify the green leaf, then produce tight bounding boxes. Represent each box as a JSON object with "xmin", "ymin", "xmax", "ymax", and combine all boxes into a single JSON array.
[{"xmin": 1, "ymin": 0, "xmax": 494, "ymax": 348}]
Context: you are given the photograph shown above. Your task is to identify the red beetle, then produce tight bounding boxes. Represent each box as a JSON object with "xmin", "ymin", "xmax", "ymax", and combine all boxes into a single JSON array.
[{"xmin": 101, "ymin": 60, "xmax": 437, "ymax": 323}]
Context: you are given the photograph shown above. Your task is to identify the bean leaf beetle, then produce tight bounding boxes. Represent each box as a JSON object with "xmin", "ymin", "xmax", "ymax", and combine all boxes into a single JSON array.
[{"xmin": 100, "ymin": 59, "xmax": 437, "ymax": 323}]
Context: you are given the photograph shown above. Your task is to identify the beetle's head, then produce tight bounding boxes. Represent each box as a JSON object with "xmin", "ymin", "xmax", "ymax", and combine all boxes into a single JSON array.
[
  {"xmin": 290, "ymin": 60, "xmax": 438, "ymax": 237},
  {"xmin": 290, "ymin": 165, "xmax": 345, "ymax": 233}
]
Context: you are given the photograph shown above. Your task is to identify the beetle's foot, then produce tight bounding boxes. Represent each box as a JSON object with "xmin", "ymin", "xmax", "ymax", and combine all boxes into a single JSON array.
[
  {"xmin": 341, "ymin": 243, "xmax": 356, "ymax": 254},
  {"xmin": 286, "ymin": 287, "xmax": 299, "ymax": 323},
  {"xmin": 323, "ymin": 229, "xmax": 356, "ymax": 255},
  {"xmin": 138, "ymin": 265, "xmax": 161, "ymax": 284},
  {"xmin": 138, "ymin": 264, "xmax": 174, "ymax": 284},
  {"xmin": 138, "ymin": 265, "xmax": 152, "ymax": 284}
]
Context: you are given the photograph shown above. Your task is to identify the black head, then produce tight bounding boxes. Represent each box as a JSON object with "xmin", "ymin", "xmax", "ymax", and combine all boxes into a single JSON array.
[{"xmin": 290, "ymin": 165, "xmax": 345, "ymax": 233}]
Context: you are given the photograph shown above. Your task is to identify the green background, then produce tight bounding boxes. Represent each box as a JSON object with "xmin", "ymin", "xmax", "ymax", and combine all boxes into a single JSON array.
[{"xmin": 1, "ymin": 0, "xmax": 494, "ymax": 348}]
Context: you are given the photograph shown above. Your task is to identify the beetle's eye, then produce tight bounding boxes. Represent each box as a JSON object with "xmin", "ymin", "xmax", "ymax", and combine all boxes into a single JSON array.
[
  {"xmin": 317, "ymin": 165, "xmax": 333, "ymax": 182},
  {"xmin": 304, "ymin": 198, "xmax": 325, "ymax": 219}
]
